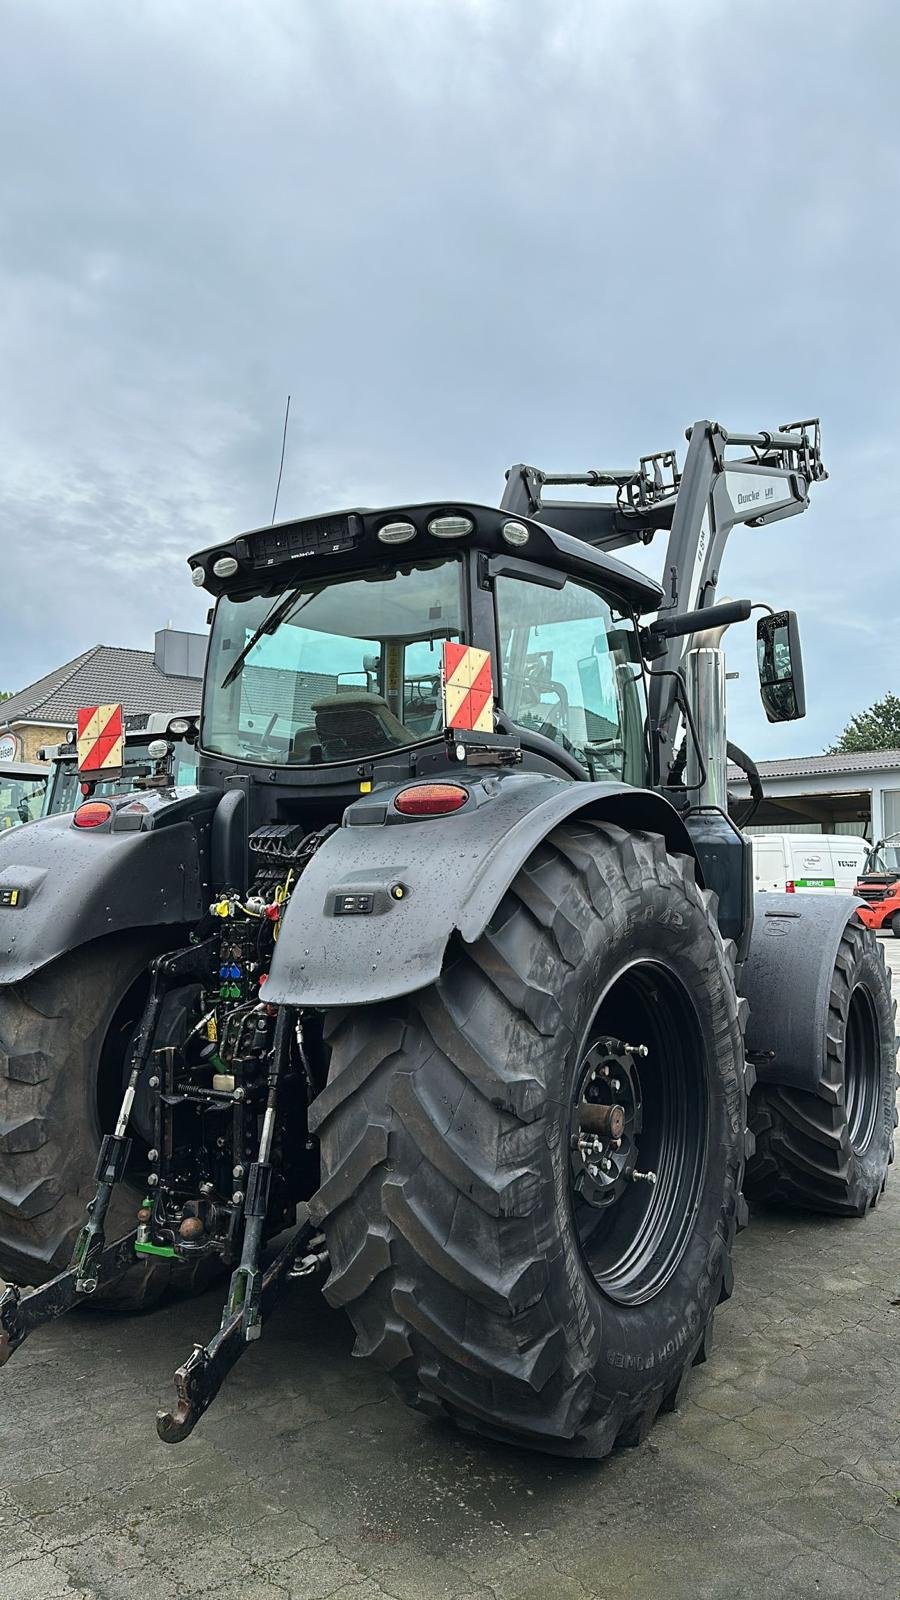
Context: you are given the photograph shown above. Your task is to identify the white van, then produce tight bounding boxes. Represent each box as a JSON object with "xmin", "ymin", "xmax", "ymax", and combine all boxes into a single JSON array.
[{"xmin": 750, "ymin": 833, "xmax": 869, "ymax": 896}]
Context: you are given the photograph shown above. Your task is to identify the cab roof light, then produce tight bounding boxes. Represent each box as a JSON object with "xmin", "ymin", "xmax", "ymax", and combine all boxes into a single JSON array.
[
  {"xmin": 502, "ymin": 520, "xmax": 530, "ymax": 547},
  {"xmin": 73, "ymin": 801, "xmax": 113, "ymax": 829},
  {"xmin": 190, "ymin": 566, "xmax": 206, "ymax": 587},
  {"xmin": 212, "ymin": 554, "xmax": 239, "ymax": 578},
  {"xmin": 377, "ymin": 520, "xmax": 417, "ymax": 545},
  {"xmin": 427, "ymin": 514, "xmax": 474, "ymax": 540},
  {"xmin": 394, "ymin": 783, "xmax": 468, "ymax": 817}
]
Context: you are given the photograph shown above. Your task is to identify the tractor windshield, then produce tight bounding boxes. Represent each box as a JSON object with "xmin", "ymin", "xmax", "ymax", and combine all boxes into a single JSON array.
[{"xmin": 203, "ymin": 559, "xmax": 463, "ymax": 766}]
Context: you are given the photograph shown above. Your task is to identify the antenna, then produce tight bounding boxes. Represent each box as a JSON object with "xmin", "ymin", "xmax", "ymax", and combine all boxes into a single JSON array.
[{"xmin": 271, "ymin": 393, "xmax": 291, "ymax": 524}]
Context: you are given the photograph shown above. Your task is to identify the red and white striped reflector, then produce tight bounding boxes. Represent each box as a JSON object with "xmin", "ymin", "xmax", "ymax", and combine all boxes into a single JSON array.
[
  {"xmin": 76, "ymin": 703, "xmax": 124, "ymax": 776},
  {"xmin": 442, "ymin": 643, "xmax": 493, "ymax": 734}
]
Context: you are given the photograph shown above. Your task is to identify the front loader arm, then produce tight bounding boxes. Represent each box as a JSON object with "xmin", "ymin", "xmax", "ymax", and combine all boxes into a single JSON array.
[
  {"xmin": 502, "ymin": 418, "xmax": 826, "ymax": 777},
  {"xmin": 649, "ymin": 419, "xmax": 826, "ymax": 754}
]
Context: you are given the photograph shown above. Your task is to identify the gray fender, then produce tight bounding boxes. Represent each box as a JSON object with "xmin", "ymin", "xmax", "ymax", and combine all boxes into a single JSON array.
[
  {"xmin": 264, "ymin": 771, "xmax": 696, "ymax": 1008},
  {"xmin": 0, "ymin": 789, "xmax": 217, "ymax": 986},
  {"xmin": 739, "ymin": 892, "xmax": 864, "ymax": 1095}
]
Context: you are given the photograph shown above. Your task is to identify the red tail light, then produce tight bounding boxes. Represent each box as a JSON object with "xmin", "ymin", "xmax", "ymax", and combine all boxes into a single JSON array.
[
  {"xmin": 394, "ymin": 783, "xmax": 468, "ymax": 817},
  {"xmin": 73, "ymin": 801, "xmax": 113, "ymax": 829},
  {"xmin": 785, "ymin": 879, "xmax": 795, "ymax": 893}
]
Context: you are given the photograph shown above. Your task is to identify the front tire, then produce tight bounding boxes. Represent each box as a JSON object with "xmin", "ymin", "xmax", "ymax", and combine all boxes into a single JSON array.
[
  {"xmin": 890, "ymin": 911, "xmax": 900, "ymax": 939},
  {"xmin": 310, "ymin": 822, "xmax": 749, "ymax": 1457},
  {"xmin": 745, "ymin": 919, "xmax": 897, "ymax": 1215}
]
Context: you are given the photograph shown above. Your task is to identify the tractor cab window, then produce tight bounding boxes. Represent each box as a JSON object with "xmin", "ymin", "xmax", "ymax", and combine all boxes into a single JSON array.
[
  {"xmin": 0, "ymin": 772, "xmax": 48, "ymax": 829},
  {"xmin": 495, "ymin": 574, "xmax": 646, "ymax": 784},
  {"xmin": 203, "ymin": 560, "xmax": 462, "ymax": 767}
]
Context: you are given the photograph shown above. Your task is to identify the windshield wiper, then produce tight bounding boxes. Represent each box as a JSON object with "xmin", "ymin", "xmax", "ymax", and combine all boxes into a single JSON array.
[{"xmin": 220, "ymin": 588, "xmax": 312, "ymax": 690}]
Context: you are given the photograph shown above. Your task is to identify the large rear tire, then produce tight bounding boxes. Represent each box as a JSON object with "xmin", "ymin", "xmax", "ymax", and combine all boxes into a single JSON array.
[
  {"xmin": 745, "ymin": 919, "xmax": 897, "ymax": 1215},
  {"xmin": 0, "ymin": 936, "xmax": 209, "ymax": 1307},
  {"xmin": 309, "ymin": 822, "xmax": 749, "ymax": 1458}
]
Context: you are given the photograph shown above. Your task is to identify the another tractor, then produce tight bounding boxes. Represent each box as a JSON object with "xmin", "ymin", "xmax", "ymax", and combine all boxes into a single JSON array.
[
  {"xmin": 0, "ymin": 417, "xmax": 894, "ymax": 1458},
  {"xmin": 41, "ymin": 714, "xmax": 200, "ymax": 818}
]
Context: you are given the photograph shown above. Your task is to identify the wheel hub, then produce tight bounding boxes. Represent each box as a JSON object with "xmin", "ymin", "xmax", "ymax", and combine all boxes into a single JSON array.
[{"xmin": 570, "ymin": 1037, "xmax": 653, "ymax": 1208}]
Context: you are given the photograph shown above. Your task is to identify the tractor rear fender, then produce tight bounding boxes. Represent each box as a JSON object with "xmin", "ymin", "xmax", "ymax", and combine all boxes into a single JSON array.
[
  {"xmin": 264, "ymin": 771, "xmax": 698, "ymax": 1008},
  {"xmin": 739, "ymin": 892, "xmax": 868, "ymax": 1094},
  {"xmin": 0, "ymin": 788, "xmax": 218, "ymax": 986}
]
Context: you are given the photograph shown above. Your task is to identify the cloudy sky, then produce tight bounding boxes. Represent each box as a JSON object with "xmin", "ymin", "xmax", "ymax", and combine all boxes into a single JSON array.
[{"xmin": 2, "ymin": 0, "xmax": 898, "ymax": 757}]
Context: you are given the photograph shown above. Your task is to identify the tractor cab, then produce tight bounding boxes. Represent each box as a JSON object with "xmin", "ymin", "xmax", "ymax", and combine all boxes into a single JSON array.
[
  {"xmin": 43, "ymin": 718, "xmax": 200, "ymax": 816},
  {"xmin": 193, "ymin": 501, "xmax": 658, "ymax": 837}
]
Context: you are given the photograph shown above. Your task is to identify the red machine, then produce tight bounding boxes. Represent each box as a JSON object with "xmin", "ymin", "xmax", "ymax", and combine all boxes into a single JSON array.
[{"xmin": 854, "ymin": 833, "xmax": 900, "ymax": 935}]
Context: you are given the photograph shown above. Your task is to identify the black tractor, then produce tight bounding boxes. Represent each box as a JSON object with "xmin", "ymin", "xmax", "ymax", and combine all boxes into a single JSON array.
[{"xmin": 0, "ymin": 417, "xmax": 894, "ymax": 1457}]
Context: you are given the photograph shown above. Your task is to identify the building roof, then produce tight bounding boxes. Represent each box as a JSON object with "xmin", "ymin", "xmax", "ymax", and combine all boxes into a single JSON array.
[
  {"xmin": 0, "ymin": 645, "xmax": 202, "ymax": 727},
  {"xmin": 728, "ymin": 749, "xmax": 900, "ymax": 782}
]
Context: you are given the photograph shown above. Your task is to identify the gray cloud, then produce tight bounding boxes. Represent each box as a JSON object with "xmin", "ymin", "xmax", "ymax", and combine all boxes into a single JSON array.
[{"xmin": 1, "ymin": 0, "xmax": 898, "ymax": 757}]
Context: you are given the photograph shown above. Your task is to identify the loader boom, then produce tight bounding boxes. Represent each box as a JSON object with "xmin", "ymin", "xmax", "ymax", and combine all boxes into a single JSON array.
[{"xmin": 502, "ymin": 417, "xmax": 826, "ymax": 776}]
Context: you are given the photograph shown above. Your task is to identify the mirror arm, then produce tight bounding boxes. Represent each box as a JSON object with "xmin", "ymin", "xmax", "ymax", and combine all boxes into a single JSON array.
[{"xmin": 645, "ymin": 598, "xmax": 752, "ymax": 650}]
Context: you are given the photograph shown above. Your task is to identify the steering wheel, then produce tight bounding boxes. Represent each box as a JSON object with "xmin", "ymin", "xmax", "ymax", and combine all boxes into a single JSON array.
[{"xmin": 238, "ymin": 711, "xmax": 283, "ymax": 759}]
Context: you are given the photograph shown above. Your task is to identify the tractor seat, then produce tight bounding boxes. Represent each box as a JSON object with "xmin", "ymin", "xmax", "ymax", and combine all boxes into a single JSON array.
[{"xmin": 311, "ymin": 693, "xmax": 416, "ymax": 757}]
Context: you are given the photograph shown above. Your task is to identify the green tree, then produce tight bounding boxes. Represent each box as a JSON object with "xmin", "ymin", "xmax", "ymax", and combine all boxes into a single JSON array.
[
  {"xmin": 0, "ymin": 691, "xmax": 11, "ymax": 703},
  {"xmin": 829, "ymin": 692, "xmax": 900, "ymax": 753}
]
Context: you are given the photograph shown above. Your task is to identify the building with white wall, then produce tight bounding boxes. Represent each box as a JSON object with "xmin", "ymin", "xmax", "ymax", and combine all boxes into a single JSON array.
[{"xmin": 728, "ymin": 750, "xmax": 900, "ymax": 840}]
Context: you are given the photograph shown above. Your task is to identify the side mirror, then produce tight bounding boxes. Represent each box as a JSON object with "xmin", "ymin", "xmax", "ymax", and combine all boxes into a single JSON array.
[{"xmin": 756, "ymin": 610, "xmax": 806, "ymax": 722}]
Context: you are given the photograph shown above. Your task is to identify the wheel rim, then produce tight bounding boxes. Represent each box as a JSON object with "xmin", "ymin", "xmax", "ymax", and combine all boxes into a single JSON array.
[
  {"xmin": 844, "ymin": 983, "xmax": 880, "ymax": 1153},
  {"xmin": 568, "ymin": 962, "xmax": 709, "ymax": 1306}
]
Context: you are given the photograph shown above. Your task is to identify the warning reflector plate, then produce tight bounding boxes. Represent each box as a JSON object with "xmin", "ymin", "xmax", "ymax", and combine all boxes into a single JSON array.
[
  {"xmin": 442, "ymin": 643, "xmax": 493, "ymax": 734},
  {"xmin": 76, "ymin": 704, "xmax": 125, "ymax": 776}
]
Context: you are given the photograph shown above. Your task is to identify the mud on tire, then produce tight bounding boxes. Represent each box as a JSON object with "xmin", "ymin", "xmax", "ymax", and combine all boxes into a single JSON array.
[
  {"xmin": 745, "ymin": 919, "xmax": 897, "ymax": 1216},
  {"xmin": 309, "ymin": 821, "xmax": 750, "ymax": 1458}
]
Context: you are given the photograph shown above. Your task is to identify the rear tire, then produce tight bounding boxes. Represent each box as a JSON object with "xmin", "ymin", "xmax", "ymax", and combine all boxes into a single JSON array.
[
  {"xmin": 745, "ymin": 919, "xmax": 897, "ymax": 1215},
  {"xmin": 890, "ymin": 912, "xmax": 900, "ymax": 938},
  {"xmin": 0, "ymin": 936, "xmax": 210, "ymax": 1307},
  {"xmin": 310, "ymin": 822, "xmax": 748, "ymax": 1458}
]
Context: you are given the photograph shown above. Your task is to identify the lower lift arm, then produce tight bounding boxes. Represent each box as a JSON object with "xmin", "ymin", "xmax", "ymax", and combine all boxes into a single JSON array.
[{"xmin": 0, "ymin": 939, "xmax": 328, "ymax": 1441}]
